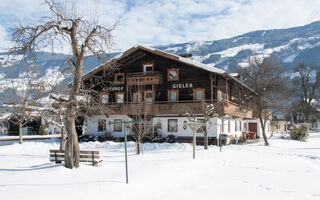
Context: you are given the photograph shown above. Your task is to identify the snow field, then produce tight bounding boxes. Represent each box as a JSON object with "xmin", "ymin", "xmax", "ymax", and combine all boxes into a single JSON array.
[{"xmin": 0, "ymin": 134, "xmax": 320, "ymax": 200}]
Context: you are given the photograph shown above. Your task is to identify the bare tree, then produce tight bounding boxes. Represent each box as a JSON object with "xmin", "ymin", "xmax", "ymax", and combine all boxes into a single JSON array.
[
  {"xmin": 237, "ymin": 58, "xmax": 286, "ymax": 146},
  {"xmin": 292, "ymin": 63, "xmax": 320, "ymax": 123},
  {"xmin": 10, "ymin": 0, "xmax": 117, "ymax": 168},
  {"xmin": 128, "ymin": 86, "xmax": 153, "ymax": 155},
  {"xmin": 2, "ymin": 62, "xmax": 49, "ymax": 144},
  {"xmin": 186, "ymin": 101, "xmax": 215, "ymax": 150}
]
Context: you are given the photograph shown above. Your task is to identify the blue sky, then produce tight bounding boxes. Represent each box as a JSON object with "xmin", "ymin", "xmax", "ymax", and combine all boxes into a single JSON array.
[{"xmin": 1, "ymin": 0, "xmax": 320, "ymax": 53}]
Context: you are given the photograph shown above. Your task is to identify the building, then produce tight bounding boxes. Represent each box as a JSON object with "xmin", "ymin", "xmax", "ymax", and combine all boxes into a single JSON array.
[{"xmin": 81, "ymin": 45, "xmax": 271, "ymax": 143}]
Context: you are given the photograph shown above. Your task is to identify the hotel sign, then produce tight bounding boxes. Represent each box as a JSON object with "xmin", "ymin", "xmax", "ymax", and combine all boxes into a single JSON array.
[
  {"xmin": 171, "ymin": 83, "xmax": 193, "ymax": 89},
  {"xmin": 103, "ymin": 86, "xmax": 124, "ymax": 92}
]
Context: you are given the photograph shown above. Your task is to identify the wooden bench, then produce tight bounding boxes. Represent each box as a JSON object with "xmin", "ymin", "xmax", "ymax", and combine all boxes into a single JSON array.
[{"xmin": 49, "ymin": 149, "xmax": 102, "ymax": 166}]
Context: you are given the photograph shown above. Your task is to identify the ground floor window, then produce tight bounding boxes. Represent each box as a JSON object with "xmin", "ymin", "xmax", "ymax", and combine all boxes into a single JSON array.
[
  {"xmin": 168, "ymin": 119, "xmax": 178, "ymax": 132},
  {"xmin": 114, "ymin": 119, "xmax": 122, "ymax": 132},
  {"xmin": 98, "ymin": 119, "xmax": 106, "ymax": 132}
]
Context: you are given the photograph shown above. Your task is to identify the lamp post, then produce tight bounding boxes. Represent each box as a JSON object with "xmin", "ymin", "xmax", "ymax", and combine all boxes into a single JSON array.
[
  {"xmin": 184, "ymin": 121, "xmax": 205, "ymax": 159},
  {"xmin": 109, "ymin": 120, "xmax": 142, "ymax": 184}
]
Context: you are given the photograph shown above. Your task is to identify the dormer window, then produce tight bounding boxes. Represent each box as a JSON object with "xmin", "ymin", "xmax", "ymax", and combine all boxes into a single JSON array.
[
  {"xmin": 143, "ymin": 64, "xmax": 153, "ymax": 72},
  {"xmin": 168, "ymin": 68, "xmax": 179, "ymax": 81},
  {"xmin": 114, "ymin": 73, "xmax": 124, "ymax": 84}
]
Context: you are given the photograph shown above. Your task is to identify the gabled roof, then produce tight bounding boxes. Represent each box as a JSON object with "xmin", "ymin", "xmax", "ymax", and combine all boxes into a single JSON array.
[{"xmin": 82, "ymin": 45, "xmax": 256, "ymax": 94}]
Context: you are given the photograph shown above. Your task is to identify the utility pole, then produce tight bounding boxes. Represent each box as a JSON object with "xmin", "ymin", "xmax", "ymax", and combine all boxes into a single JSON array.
[
  {"xmin": 184, "ymin": 121, "xmax": 205, "ymax": 159},
  {"xmin": 109, "ymin": 120, "xmax": 142, "ymax": 184}
]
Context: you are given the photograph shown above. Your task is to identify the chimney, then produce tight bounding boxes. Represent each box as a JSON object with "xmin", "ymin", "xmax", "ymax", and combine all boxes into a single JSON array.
[{"xmin": 179, "ymin": 53, "xmax": 192, "ymax": 58}]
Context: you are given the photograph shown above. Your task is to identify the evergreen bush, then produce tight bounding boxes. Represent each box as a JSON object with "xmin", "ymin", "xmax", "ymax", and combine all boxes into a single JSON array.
[
  {"xmin": 39, "ymin": 125, "xmax": 48, "ymax": 135},
  {"xmin": 289, "ymin": 125, "xmax": 308, "ymax": 141}
]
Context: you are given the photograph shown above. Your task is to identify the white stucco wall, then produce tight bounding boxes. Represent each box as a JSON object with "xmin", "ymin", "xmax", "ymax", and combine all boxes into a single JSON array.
[
  {"xmin": 153, "ymin": 116, "xmax": 248, "ymax": 139},
  {"xmin": 244, "ymin": 118, "xmax": 271, "ymax": 138},
  {"xmin": 85, "ymin": 115, "xmax": 132, "ymax": 137}
]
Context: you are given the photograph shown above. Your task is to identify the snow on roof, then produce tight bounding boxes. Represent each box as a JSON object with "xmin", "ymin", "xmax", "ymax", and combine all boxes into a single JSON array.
[
  {"xmin": 0, "ymin": 113, "xmax": 11, "ymax": 121},
  {"xmin": 82, "ymin": 45, "xmax": 256, "ymax": 94}
]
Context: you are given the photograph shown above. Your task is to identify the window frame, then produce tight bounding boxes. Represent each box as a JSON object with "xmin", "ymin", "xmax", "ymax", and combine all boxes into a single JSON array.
[
  {"xmin": 133, "ymin": 91, "xmax": 142, "ymax": 103},
  {"xmin": 143, "ymin": 63, "xmax": 154, "ymax": 72},
  {"xmin": 97, "ymin": 119, "xmax": 106, "ymax": 132},
  {"xmin": 114, "ymin": 72, "xmax": 125, "ymax": 85},
  {"xmin": 167, "ymin": 68, "xmax": 180, "ymax": 81},
  {"xmin": 168, "ymin": 119, "xmax": 178, "ymax": 133},
  {"xmin": 193, "ymin": 88, "xmax": 205, "ymax": 101},
  {"xmin": 144, "ymin": 90, "xmax": 153, "ymax": 104},
  {"xmin": 114, "ymin": 119, "xmax": 122, "ymax": 132},
  {"xmin": 115, "ymin": 92, "xmax": 125, "ymax": 103},
  {"xmin": 168, "ymin": 89, "xmax": 179, "ymax": 102},
  {"xmin": 101, "ymin": 92, "xmax": 109, "ymax": 104}
]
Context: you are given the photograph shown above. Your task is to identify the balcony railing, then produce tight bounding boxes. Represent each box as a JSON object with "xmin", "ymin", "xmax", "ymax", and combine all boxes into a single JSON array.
[
  {"xmin": 103, "ymin": 99, "xmax": 252, "ymax": 118},
  {"xmin": 126, "ymin": 71, "xmax": 163, "ymax": 85}
]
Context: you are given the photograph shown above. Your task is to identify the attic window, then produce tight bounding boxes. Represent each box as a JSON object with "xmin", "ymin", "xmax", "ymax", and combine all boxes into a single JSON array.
[
  {"xmin": 143, "ymin": 64, "xmax": 153, "ymax": 72},
  {"xmin": 168, "ymin": 68, "xmax": 179, "ymax": 81},
  {"xmin": 114, "ymin": 73, "xmax": 124, "ymax": 84}
]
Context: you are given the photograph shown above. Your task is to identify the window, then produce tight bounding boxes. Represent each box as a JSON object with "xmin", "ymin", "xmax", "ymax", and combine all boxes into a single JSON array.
[
  {"xmin": 133, "ymin": 92, "xmax": 142, "ymax": 103},
  {"xmin": 240, "ymin": 121, "xmax": 242, "ymax": 131},
  {"xmin": 143, "ymin": 64, "xmax": 153, "ymax": 72},
  {"xmin": 168, "ymin": 68, "xmax": 179, "ymax": 81},
  {"xmin": 114, "ymin": 73, "xmax": 124, "ymax": 84},
  {"xmin": 221, "ymin": 119, "xmax": 224, "ymax": 133},
  {"xmin": 168, "ymin": 119, "xmax": 178, "ymax": 132},
  {"xmin": 228, "ymin": 120, "xmax": 230, "ymax": 133},
  {"xmin": 101, "ymin": 93, "xmax": 109, "ymax": 104},
  {"xmin": 114, "ymin": 119, "xmax": 122, "ymax": 132},
  {"xmin": 145, "ymin": 90, "xmax": 153, "ymax": 104},
  {"xmin": 116, "ymin": 92, "xmax": 124, "ymax": 103},
  {"xmin": 193, "ymin": 88, "xmax": 205, "ymax": 101},
  {"xmin": 98, "ymin": 119, "xmax": 106, "ymax": 132},
  {"xmin": 235, "ymin": 121, "xmax": 237, "ymax": 132},
  {"xmin": 168, "ymin": 90, "xmax": 178, "ymax": 102}
]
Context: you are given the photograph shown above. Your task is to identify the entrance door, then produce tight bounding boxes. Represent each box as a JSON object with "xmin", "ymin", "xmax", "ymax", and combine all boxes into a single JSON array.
[{"xmin": 248, "ymin": 123, "xmax": 258, "ymax": 138}]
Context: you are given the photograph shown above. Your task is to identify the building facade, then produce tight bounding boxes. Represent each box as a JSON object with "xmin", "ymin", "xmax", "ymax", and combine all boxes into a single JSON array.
[{"xmin": 81, "ymin": 46, "xmax": 271, "ymax": 143}]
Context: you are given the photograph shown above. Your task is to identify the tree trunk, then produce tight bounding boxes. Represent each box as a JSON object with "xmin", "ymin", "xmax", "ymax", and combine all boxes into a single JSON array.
[
  {"xmin": 259, "ymin": 118, "xmax": 269, "ymax": 146},
  {"xmin": 65, "ymin": 116, "xmax": 80, "ymax": 168},
  {"xmin": 19, "ymin": 123, "xmax": 23, "ymax": 144},
  {"xmin": 204, "ymin": 131, "xmax": 208, "ymax": 150},
  {"xmin": 136, "ymin": 135, "xmax": 141, "ymax": 155},
  {"xmin": 60, "ymin": 128, "xmax": 66, "ymax": 151}
]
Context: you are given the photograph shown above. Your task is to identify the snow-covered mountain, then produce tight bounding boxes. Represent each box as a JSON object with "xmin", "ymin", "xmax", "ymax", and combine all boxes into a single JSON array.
[{"xmin": 1, "ymin": 21, "xmax": 320, "ymax": 100}]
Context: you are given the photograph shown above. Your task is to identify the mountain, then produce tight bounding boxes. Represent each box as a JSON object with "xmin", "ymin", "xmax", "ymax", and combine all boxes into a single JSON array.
[{"xmin": 1, "ymin": 21, "xmax": 320, "ymax": 101}]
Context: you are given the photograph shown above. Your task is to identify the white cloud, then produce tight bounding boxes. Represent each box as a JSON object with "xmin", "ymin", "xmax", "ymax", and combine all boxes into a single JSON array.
[{"xmin": 1, "ymin": 0, "xmax": 320, "ymax": 52}]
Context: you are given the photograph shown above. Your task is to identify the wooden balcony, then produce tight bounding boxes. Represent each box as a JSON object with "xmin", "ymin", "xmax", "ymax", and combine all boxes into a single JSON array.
[
  {"xmin": 126, "ymin": 71, "xmax": 163, "ymax": 85},
  {"xmin": 103, "ymin": 100, "xmax": 252, "ymax": 118}
]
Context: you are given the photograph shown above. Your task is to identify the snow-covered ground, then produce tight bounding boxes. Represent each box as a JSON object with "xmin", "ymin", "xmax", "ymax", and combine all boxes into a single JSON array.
[{"xmin": 1, "ymin": 133, "xmax": 320, "ymax": 200}]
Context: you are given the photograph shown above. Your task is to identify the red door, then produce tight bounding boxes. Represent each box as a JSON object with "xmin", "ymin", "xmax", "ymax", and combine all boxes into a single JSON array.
[{"xmin": 248, "ymin": 123, "xmax": 257, "ymax": 139}]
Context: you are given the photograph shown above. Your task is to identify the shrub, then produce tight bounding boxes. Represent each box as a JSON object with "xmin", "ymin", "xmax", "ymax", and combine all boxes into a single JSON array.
[
  {"xmin": 39, "ymin": 125, "xmax": 48, "ymax": 135},
  {"xmin": 289, "ymin": 125, "xmax": 308, "ymax": 141}
]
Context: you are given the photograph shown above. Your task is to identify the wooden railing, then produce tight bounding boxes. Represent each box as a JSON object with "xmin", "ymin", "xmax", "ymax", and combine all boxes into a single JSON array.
[
  {"xmin": 126, "ymin": 71, "xmax": 163, "ymax": 85},
  {"xmin": 104, "ymin": 99, "xmax": 252, "ymax": 118}
]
